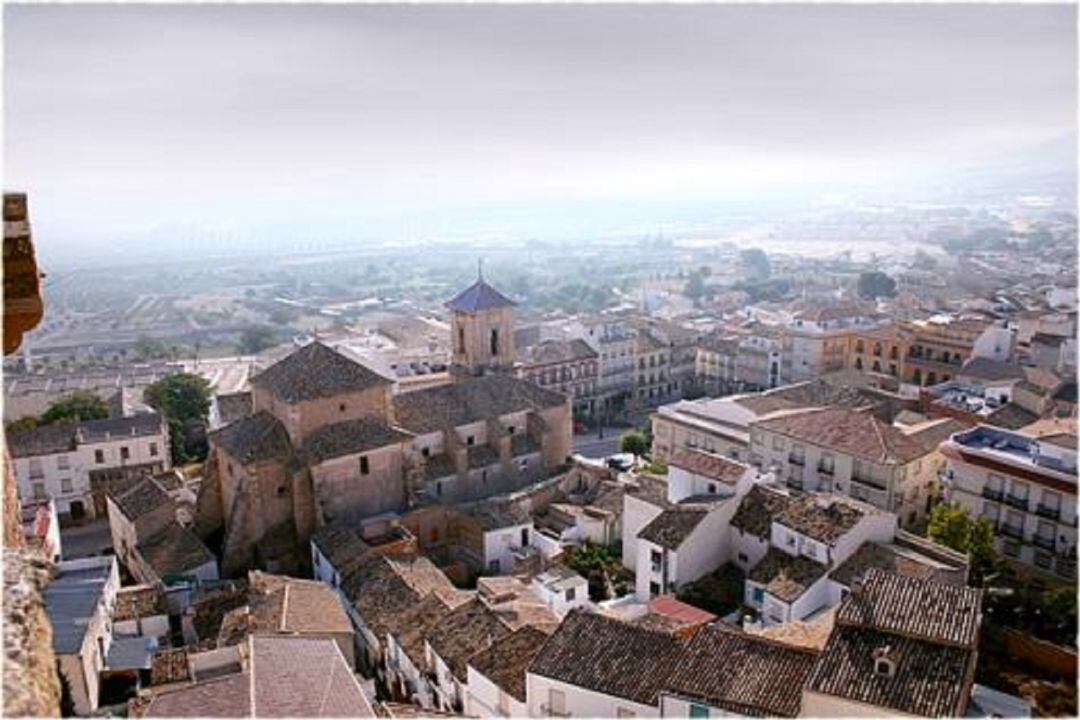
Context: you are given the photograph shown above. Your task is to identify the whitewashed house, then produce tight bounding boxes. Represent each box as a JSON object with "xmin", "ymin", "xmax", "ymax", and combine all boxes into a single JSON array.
[
  {"xmin": 530, "ymin": 565, "xmax": 590, "ymax": 617},
  {"xmin": 465, "ymin": 626, "xmax": 549, "ymax": 718}
]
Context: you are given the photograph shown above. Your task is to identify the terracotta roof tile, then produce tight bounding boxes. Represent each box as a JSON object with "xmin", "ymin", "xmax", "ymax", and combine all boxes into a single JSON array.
[
  {"xmin": 638, "ymin": 508, "xmax": 709, "ymax": 550},
  {"xmin": 299, "ymin": 417, "xmax": 413, "ymax": 465},
  {"xmin": 466, "ymin": 626, "xmax": 549, "ymax": 702},
  {"xmin": 667, "ymin": 449, "xmax": 749, "ymax": 483},
  {"xmin": 747, "ymin": 547, "xmax": 828, "ymax": 603},
  {"xmin": 753, "ymin": 407, "xmax": 929, "ymax": 464},
  {"xmin": 250, "ymin": 342, "xmax": 391, "ymax": 404}
]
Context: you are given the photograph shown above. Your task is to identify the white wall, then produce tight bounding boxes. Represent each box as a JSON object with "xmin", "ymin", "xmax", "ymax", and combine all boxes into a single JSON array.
[
  {"xmin": 801, "ymin": 689, "xmax": 922, "ymax": 718},
  {"xmin": 662, "ymin": 693, "xmax": 747, "ymax": 718},
  {"xmin": 526, "ymin": 673, "xmax": 659, "ymax": 718},
  {"xmin": 622, "ymin": 493, "xmax": 665, "ymax": 570},
  {"xmin": 483, "ymin": 522, "xmax": 534, "ymax": 574},
  {"xmin": 466, "ymin": 665, "xmax": 528, "ymax": 718}
]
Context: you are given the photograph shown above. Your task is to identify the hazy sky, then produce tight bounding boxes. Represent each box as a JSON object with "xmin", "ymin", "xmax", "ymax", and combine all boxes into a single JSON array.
[{"xmin": 5, "ymin": 3, "xmax": 1077, "ymax": 261}]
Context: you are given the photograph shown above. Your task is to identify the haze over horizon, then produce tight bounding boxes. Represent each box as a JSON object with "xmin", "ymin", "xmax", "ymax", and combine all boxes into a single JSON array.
[{"xmin": 5, "ymin": 3, "xmax": 1077, "ymax": 265}]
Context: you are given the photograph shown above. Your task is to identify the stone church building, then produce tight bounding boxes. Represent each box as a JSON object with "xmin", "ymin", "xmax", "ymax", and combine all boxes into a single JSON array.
[{"xmin": 195, "ymin": 276, "xmax": 573, "ymax": 575}]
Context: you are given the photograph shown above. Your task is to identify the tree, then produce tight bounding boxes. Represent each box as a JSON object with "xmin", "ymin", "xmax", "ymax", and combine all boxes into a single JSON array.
[
  {"xmin": 927, "ymin": 504, "xmax": 998, "ymax": 585},
  {"xmin": 620, "ymin": 430, "xmax": 649, "ymax": 458},
  {"xmin": 144, "ymin": 373, "xmax": 214, "ymax": 463},
  {"xmin": 134, "ymin": 335, "xmax": 168, "ymax": 360},
  {"xmin": 6, "ymin": 416, "xmax": 39, "ymax": 434},
  {"xmin": 738, "ymin": 248, "xmax": 771, "ymax": 282},
  {"xmin": 237, "ymin": 325, "xmax": 279, "ymax": 356},
  {"xmin": 40, "ymin": 391, "xmax": 109, "ymax": 426},
  {"xmin": 856, "ymin": 271, "xmax": 898, "ymax": 300},
  {"xmin": 684, "ymin": 270, "xmax": 707, "ymax": 304}
]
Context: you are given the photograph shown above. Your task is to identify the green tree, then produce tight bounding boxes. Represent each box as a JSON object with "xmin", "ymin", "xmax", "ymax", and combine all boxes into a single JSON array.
[
  {"xmin": 6, "ymin": 416, "xmax": 39, "ymax": 434},
  {"xmin": 144, "ymin": 373, "xmax": 214, "ymax": 462},
  {"xmin": 738, "ymin": 248, "xmax": 771, "ymax": 282},
  {"xmin": 134, "ymin": 335, "xmax": 168, "ymax": 360},
  {"xmin": 684, "ymin": 270, "xmax": 707, "ymax": 304},
  {"xmin": 237, "ymin": 325, "xmax": 279, "ymax": 355},
  {"xmin": 620, "ymin": 430, "xmax": 649, "ymax": 458},
  {"xmin": 856, "ymin": 271, "xmax": 898, "ymax": 300},
  {"xmin": 927, "ymin": 504, "xmax": 998, "ymax": 585},
  {"xmin": 40, "ymin": 391, "xmax": 110, "ymax": 426}
]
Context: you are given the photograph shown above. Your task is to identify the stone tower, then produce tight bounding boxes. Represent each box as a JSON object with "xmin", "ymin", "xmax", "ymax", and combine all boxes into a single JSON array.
[{"xmin": 445, "ymin": 264, "xmax": 516, "ymax": 379}]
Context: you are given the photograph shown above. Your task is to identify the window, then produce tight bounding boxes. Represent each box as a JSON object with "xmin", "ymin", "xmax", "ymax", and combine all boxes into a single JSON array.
[
  {"xmin": 61, "ymin": 478, "xmax": 73, "ymax": 493},
  {"xmin": 120, "ymin": 446, "xmax": 130, "ymax": 461},
  {"xmin": 690, "ymin": 704, "xmax": 710, "ymax": 719},
  {"xmin": 752, "ymin": 587, "xmax": 765, "ymax": 603},
  {"xmin": 95, "ymin": 449, "xmax": 105, "ymax": 464},
  {"xmin": 32, "ymin": 483, "xmax": 46, "ymax": 500},
  {"xmin": 737, "ymin": 552, "xmax": 748, "ymax": 564},
  {"xmin": 436, "ymin": 481, "xmax": 442, "ymax": 497},
  {"xmin": 457, "ymin": 327, "xmax": 465, "ymax": 354},
  {"xmin": 488, "ymin": 559, "xmax": 500, "ymax": 574},
  {"xmin": 421, "ymin": 447, "xmax": 430, "ymax": 458},
  {"xmin": 616, "ymin": 709, "xmax": 635, "ymax": 719},
  {"xmin": 360, "ymin": 456, "xmax": 369, "ymax": 475},
  {"xmin": 276, "ymin": 485, "xmax": 287, "ymax": 497},
  {"xmin": 565, "ymin": 586, "xmax": 576, "ymax": 602},
  {"xmin": 491, "ymin": 329, "xmax": 500, "ymax": 356},
  {"xmin": 786, "ymin": 534, "xmax": 796, "ymax": 548},
  {"xmin": 467, "ymin": 436, "xmax": 475, "ymax": 446},
  {"xmin": 339, "ymin": 403, "xmax": 346, "ymax": 412},
  {"xmin": 649, "ymin": 581, "xmax": 661, "ymax": 596},
  {"xmin": 651, "ymin": 549, "xmax": 662, "ymax": 573},
  {"xmin": 149, "ymin": 442, "xmax": 158, "ymax": 457},
  {"xmin": 507, "ymin": 425, "xmax": 515, "ymax": 435},
  {"xmin": 57, "ymin": 455, "xmax": 70, "ymax": 470},
  {"xmin": 772, "ymin": 436, "xmax": 785, "ymax": 451},
  {"xmin": 707, "ymin": 483, "xmax": 717, "ymax": 494}
]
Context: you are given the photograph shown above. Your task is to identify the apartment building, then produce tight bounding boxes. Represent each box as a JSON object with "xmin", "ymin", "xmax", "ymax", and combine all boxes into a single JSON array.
[
  {"xmin": 749, "ymin": 408, "xmax": 956, "ymax": 525},
  {"xmin": 517, "ymin": 339, "xmax": 599, "ymax": 419},
  {"xmin": 634, "ymin": 331, "xmax": 674, "ymax": 408},
  {"xmin": 782, "ymin": 304, "xmax": 882, "ymax": 383},
  {"xmin": 9, "ymin": 413, "xmax": 170, "ymax": 524},
  {"xmin": 575, "ymin": 316, "xmax": 638, "ymax": 417},
  {"xmin": 900, "ymin": 316, "xmax": 989, "ymax": 387},
  {"xmin": 940, "ymin": 423, "xmax": 1077, "ymax": 582}
]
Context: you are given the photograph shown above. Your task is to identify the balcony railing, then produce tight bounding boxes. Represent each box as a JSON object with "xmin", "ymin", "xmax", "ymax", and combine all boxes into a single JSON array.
[
  {"xmin": 999, "ymin": 524, "xmax": 1024, "ymax": 540},
  {"xmin": 817, "ymin": 463, "xmax": 835, "ymax": 476},
  {"xmin": 851, "ymin": 474, "xmax": 888, "ymax": 492},
  {"xmin": 981, "ymin": 488, "xmax": 1004, "ymax": 502},
  {"xmin": 1032, "ymin": 535, "xmax": 1056, "ymax": 551},
  {"xmin": 789, "ymin": 454, "xmax": 805, "ymax": 466},
  {"xmin": 1035, "ymin": 505, "xmax": 1061, "ymax": 521},
  {"xmin": 1004, "ymin": 495, "xmax": 1029, "ymax": 512}
]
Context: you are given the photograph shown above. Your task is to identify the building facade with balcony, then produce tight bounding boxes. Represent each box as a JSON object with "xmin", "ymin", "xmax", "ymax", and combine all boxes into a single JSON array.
[
  {"xmin": 940, "ymin": 424, "xmax": 1077, "ymax": 582},
  {"xmin": 749, "ymin": 408, "xmax": 956, "ymax": 526}
]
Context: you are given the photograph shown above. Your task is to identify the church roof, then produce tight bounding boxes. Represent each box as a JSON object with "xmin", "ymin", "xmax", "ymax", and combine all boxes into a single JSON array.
[
  {"xmin": 444, "ymin": 278, "xmax": 516, "ymax": 313},
  {"xmin": 250, "ymin": 341, "xmax": 392, "ymax": 404}
]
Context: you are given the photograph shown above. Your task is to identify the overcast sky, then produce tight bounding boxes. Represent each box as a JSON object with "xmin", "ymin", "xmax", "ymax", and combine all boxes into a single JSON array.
[{"xmin": 5, "ymin": 3, "xmax": 1077, "ymax": 260}]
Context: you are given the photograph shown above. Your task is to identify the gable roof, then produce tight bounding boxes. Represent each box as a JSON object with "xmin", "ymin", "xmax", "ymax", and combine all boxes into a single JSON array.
[
  {"xmin": 668, "ymin": 449, "xmax": 748, "ymax": 483},
  {"xmin": 210, "ymin": 411, "xmax": 292, "ymax": 465},
  {"xmin": 835, "ymin": 568, "xmax": 982, "ymax": 648},
  {"xmin": 753, "ymin": 407, "xmax": 929, "ymax": 465},
  {"xmin": 247, "ymin": 572, "xmax": 353, "ymax": 636},
  {"xmin": 7, "ymin": 424, "xmax": 77, "ymax": 458},
  {"xmin": 522, "ymin": 338, "xmax": 598, "ymax": 365},
  {"xmin": 730, "ymin": 485, "xmax": 795, "ymax": 538},
  {"xmin": 425, "ymin": 599, "xmax": 511, "ymax": 681},
  {"xmin": 111, "ymin": 477, "xmax": 173, "ymax": 521},
  {"xmin": 299, "ymin": 417, "xmax": 413, "ymax": 464},
  {"xmin": 250, "ymin": 342, "xmax": 392, "ymax": 404},
  {"xmin": 466, "ymin": 626, "xmax": 549, "ymax": 703},
  {"xmin": 393, "ymin": 373, "xmax": 565, "ymax": 435},
  {"xmin": 527, "ymin": 609, "xmax": 684, "ymax": 707},
  {"xmin": 638, "ymin": 508, "xmax": 709, "ymax": 550},
  {"xmin": 663, "ymin": 626, "xmax": 819, "ymax": 717},
  {"xmin": 957, "ymin": 357, "xmax": 1025, "ymax": 383},
  {"xmin": 444, "ymin": 278, "xmax": 516, "ymax": 313},
  {"xmin": 136, "ymin": 522, "xmax": 216, "ymax": 579},
  {"xmin": 774, "ymin": 496, "xmax": 868, "ymax": 545},
  {"xmin": 748, "ymin": 547, "xmax": 828, "ymax": 603}
]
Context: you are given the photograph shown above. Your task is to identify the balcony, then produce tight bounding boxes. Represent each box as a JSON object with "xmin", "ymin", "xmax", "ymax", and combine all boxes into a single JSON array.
[
  {"xmin": 1004, "ymin": 495, "xmax": 1029, "ymax": 512},
  {"xmin": 851, "ymin": 474, "xmax": 888, "ymax": 492},
  {"xmin": 1032, "ymin": 535, "xmax": 1056, "ymax": 551},
  {"xmin": 999, "ymin": 524, "xmax": 1024, "ymax": 541},
  {"xmin": 817, "ymin": 463, "xmax": 834, "ymax": 476},
  {"xmin": 981, "ymin": 488, "xmax": 1004, "ymax": 502},
  {"xmin": 786, "ymin": 477, "xmax": 804, "ymax": 491},
  {"xmin": 1035, "ymin": 505, "xmax": 1061, "ymax": 521},
  {"xmin": 1054, "ymin": 558, "xmax": 1076, "ymax": 580},
  {"xmin": 788, "ymin": 454, "xmax": 805, "ymax": 466}
]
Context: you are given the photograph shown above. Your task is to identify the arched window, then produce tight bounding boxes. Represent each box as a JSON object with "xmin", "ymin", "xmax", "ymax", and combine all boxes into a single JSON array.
[{"xmin": 490, "ymin": 329, "xmax": 499, "ymax": 356}]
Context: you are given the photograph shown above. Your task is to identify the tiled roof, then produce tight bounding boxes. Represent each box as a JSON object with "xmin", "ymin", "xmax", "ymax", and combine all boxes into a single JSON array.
[
  {"xmin": 805, "ymin": 626, "xmax": 974, "ymax": 717},
  {"xmin": 384, "ymin": 556, "xmax": 457, "ymax": 597},
  {"xmin": 958, "ymin": 357, "xmax": 1026, "ymax": 382},
  {"xmin": 216, "ymin": 391, "xmax": 253, "ymax": 426},
  {"xmin": 250, "ymin": 341, "xmax": 391, "ymax": 404},
  {"xmin": 299, "ymin": 417, "xmax": 413, "ymax": 464},
  {"xmin": 663, "ymin": 626, "xmax": 819, "ymax": 717},
  {"xmin": 753, "ymin": 407, "xmax": 929, "ymax": 464},
  {"xmin": 140, "ymin": 671, "xmax": 250, "ymax": 717},
  {"xmin": 114, "ymin": 585, "xmax": 167, "ymax": 622},
  {"xmin": 387, "ymin": 594, "xmax": 456, "ymax": 669},
  {"xmin": 638, "ymin": 508, "xmax": 709, "ymax": 550},
  {"xmin": 668, "ymin": 449, "xmax": 748, "ymax": 483},
  {"xmin": 248, "ymin": 572, "xmax": 353, "ymax": 635},
  {"xmin": 444, "ymin": 278, "xmax": 517, "ymax": 312},
  {"xmin": 526, "ymin": 609, "xmax": 684, "ymax": 706},
  {"xmin": 311, "ymin": 525, "xmax": 370, "ymax": 571},
  {"xmin": 775, "ymin": 496, "xmax": 867, "ymax": 545},
  {"xmin": 522, "ymin": 339, "xmax": 598, "ymax": 365},
  {"xmin": 748, "ymin": 547, "xmax": 828, "ymax": 603},
  {"xmin": 834, "ymin": 568, "xmax": 982, "ymax": 648},
  {"xmin": 426, "ymin": 598, "xmax": 511, "ymax": 681},
  {"xmin": 393, "ymin": 374, "xmax": 565, "ymax": 435},
  {"xmin": 348, "ymin": 560, "xmax": 424, "ymax": 638},
  {"xmin": 730, "ymin": 485, "xmax": 795, "ymax": 538},
  {"xmin": 112, "ymin": 477, "xmax": 172, "ymax": 521},
  {"xmin": 829, "ymin": 542, "xmax": 967, "ymax": 588},
  {"xmin": 646, "ymin": 595, "xmax": 717, "ymax": 627},
  {"xmin": 76, "ymin": 413, "xmax": 165, "ymax": 443},
  {"xmin": 136, "ymin": 523, "xmax": 216, "ymax": 579},
  {"xmin": 466, "ymin": 626, "xmax": 549, "ymax": 702},
  {"xmin": 7, "ymin": 424, "xmax": 76, "ymax": 458},
  {"xmin": 986, "ymin": 403, "xmax": 1041, "ymax": 430},
  {"xmin": 210, "ymin": 411, "xmax": 292, "ymax": 465}
]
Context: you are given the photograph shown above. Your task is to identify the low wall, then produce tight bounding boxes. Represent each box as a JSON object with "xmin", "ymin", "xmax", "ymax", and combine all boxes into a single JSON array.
[{"xmin": 1000, "ymin": 628, "xmax": 1078, "ymax": 681}]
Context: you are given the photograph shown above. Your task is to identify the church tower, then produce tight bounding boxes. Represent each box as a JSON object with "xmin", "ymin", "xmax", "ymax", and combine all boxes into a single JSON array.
[{"xmin": 445, "ymin": 263, "xmax": 516, "ymax": 379}]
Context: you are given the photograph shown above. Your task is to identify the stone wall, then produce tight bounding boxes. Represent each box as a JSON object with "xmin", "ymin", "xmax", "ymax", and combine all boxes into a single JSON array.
[{"xmin": 3, "ymin": 548, "xmax": 60, "ymax": 717}]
